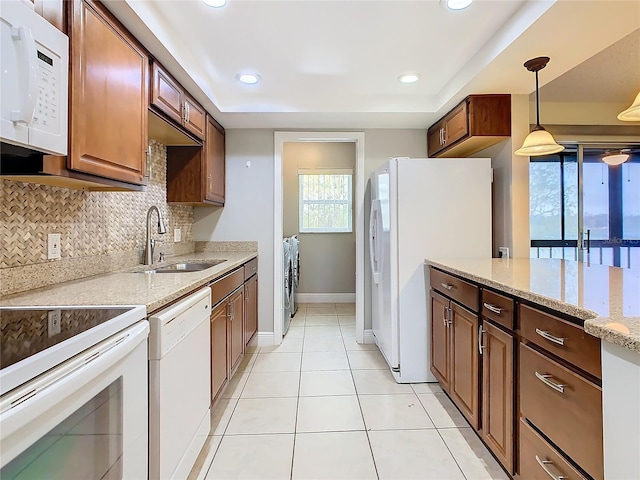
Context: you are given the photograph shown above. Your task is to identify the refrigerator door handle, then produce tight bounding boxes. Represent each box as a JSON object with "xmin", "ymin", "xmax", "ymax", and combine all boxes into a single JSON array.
[{"xmin": 369, "ymin": 199, "xmax": 381, "ymax": 284}]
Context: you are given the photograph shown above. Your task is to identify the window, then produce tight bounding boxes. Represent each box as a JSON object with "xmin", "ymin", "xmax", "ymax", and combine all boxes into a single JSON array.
[{"xmin": 299, "ymin": 170, "xmax": 353, "ymax": 233}]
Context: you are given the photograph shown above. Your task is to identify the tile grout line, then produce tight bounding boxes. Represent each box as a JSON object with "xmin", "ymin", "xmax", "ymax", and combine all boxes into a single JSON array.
[{"xmin": 289, "ymin": 313, "xmax": 306, "ymax": 480}]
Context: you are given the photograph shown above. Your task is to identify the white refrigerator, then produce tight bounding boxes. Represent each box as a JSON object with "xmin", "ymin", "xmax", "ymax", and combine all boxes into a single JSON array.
[{"xmin": 369, "ymin": 157, "xmax": 492, "ymax": 383}]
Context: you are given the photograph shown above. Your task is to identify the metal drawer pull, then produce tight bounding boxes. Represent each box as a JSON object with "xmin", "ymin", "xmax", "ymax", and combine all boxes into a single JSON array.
[
  {"xmin": 536, "ymin": 328, "xmax": 566, "ymax": 346},
  {"xmin": 535, "ymin": 455, "xmax": 568, "ymax": 480},
  {"xmin": 535, "ymin": 372, "xmax": 565, "ymax": 394},
  {"xmin": 483, "ymin": 302, "xmax": 503, "ymax": 314},
  {"xmin": 478, "ymin": 325, "xmax": 485, "ymax": 354},
  {"xmin": 441, "ymin": 283, "xmax": 454, "ymax": 290}
]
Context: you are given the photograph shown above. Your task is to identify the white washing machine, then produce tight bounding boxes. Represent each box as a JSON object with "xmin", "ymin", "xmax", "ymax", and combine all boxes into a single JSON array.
[
  {"xmin": 290, "ymin": 235, "xmax": 300, "ymax": 317},
  {"xmin": 283, "ymin": 238, "xmax": 293, "ymax": 335}
]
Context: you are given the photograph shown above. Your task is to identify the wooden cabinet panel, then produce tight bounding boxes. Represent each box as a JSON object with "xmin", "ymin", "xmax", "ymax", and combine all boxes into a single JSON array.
[
  {"xmin": 166, "ymin": 115, "xmax": 225, "ymax": 206},
  {"xmin": 184, "ymin": 95, "xmax": 206, "ymax": 138},
  {"xmin": 229, "ymin": 288, "xmax": 245, "ymax": 375},
  {"xmin": 68, "ymin": 0, "xmax": 148, "ymax": 185},
  {"xmin": 244, "ymin": 274, "xmax": 258, "ymax": 346},
  {"xmin": 243, "ymin": 258, "xmax": 258, "ymax": 281},
  {"xmin": 519, "ymin": 304, "xmax": 601, "ymax": 379},
  {"xmin": 33, "ymin": 0, "xmax": 64, "ymax": 31},
  {"xmin": 519, "ymin": 418, "xmax": 587, "ymax": 480},
  {"xmin": 450, "ymin": 303, "xmax": 480, "ymax": 430},
  {"xmin": 481, "ymin": 321, "xmax": 514, "ymax": 474},
  {"xmin": 151, "ymin": 62, "xmax": 183, "ymax": 125},
  {"xmin": 520, "ymin": 343, "xmax": 603, "ymax": 480},
  {"xmin": 481, "ymin": 289, "xmax": 515, "ymax": 330},
  {"xmin": 205, "ymin": 117, "xmax": 225, "ymax": 205},
  {"xmin": 430, "ymin": 290, "xmax": 451, "ymax": 391},
  {"xmin": 210, "ymin": 268, "xmax": 244, "ymax": 306},
  {"xmin": 427, "ymin": 94, "xmax": 511, "ymax": 158},
  {"xmin": 430, "ymin": 267, "xmax": 479, "ymax": 312},
  {"xmin": 210, "ymin": 301, "xmax": 229, "ymax": 403}
]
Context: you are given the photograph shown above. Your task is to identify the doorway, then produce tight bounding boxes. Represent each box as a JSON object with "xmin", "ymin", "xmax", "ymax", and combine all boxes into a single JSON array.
[{"xmin": 274, "ymin": 132, "xmax": 366, "ymax": 345}]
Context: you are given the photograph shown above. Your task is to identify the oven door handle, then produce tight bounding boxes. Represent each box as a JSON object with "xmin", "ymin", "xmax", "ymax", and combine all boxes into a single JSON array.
[{"xmin": 0, "ymin": 321, "xmax": 149, "ymax": 467}]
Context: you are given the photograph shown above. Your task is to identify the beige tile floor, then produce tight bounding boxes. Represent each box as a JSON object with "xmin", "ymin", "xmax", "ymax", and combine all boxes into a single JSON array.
[{"xmin": 190, "ymin": 303, "xmax": 508, "ymax": 480}]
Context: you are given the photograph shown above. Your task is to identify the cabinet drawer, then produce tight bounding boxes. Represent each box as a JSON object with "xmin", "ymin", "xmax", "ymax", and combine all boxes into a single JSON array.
[
  {"xmin": 481, "ymin": 289, "xmax": 514, "ymax": 330},
  {"xmin": 210, "ymin": 268, "xmax": 244, "ymax": 306},
  {"xmin": 519, "ymin": 343, "xmax": 603, "ymax": 480},
  {"xmin": 244, "ymin": 258, "xmax": 258, "ymax": 280},
  {"xmin": 430, "ymin": 268, "xmax": 478, "ymax": 312},
  {"xmin": 519, "ymin": 418, "xmax": 587, "ymax": 480},
  {"xmin": 519, "ymin": 304, "xmax": 601, "ymax": 379}
]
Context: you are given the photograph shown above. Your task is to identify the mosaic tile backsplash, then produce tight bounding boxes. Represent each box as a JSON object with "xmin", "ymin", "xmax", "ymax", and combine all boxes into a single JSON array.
[{"xmin": 0, "ymin": 139, "xmax": 195, "ymax": 295}]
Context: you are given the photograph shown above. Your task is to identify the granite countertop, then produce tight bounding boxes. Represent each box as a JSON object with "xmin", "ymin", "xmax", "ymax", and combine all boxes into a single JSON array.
[
  {"xmin": 425, "ymin": 258, "xmax": 640, "ymax": 354},
  {"xmin": 0, "ymin": 251, "xmax": 257, "ymax": 313}
]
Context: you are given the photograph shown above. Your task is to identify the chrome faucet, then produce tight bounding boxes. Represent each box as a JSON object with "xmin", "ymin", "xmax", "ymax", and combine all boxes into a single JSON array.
[{"xmin": 144, "ymin": 205, "xmax": 167, "ymax": 265}]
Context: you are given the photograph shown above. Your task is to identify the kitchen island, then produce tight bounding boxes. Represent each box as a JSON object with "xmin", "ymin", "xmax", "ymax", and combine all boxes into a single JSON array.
[{"xmin": 425, "ymin": 258, "xmax": 639, "ymax": 480}]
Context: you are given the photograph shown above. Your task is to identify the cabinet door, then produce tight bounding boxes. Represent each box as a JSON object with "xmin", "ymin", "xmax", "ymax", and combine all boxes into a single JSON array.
[
  {"xmin": 210, "ymin": 301, "xmax": 229, "ymax": 402},
  {"xmin": 482, "ymin": 321, "xmax": 514, "ymax": 474},
  {"xmin": 244, "ymin": 275, "xmax": 258, "ymax": 346},
  {"xmin": 33, "ymin": 0, "xmax": 64, "ymax": 31},
  {"xmin": 444, "ymin": 101, "xmax": 468, "ymax": 147},
  {"xmin": 427, "ymin": 120, "xmax": 445, "ymax": 157},
  {"xmin": 151, "ymin": 62, "xmax": 183, "ymax": 126},
  {"xmin": 228, "ymin": 289, "xmax": 245, "ymax": 374},
  {"xmin": 450, "ymin": 303, "xmax": 480, "ymax": 430},
  {"xmin": 430, "ymin": 290, "xmax": 450, "ymax": 392},
  {"xmin": 68, "ymin": 0, "xmax": 148, "ymax": 185},
  {"xmin": 205, "ymin": 117, "xmax": 225, "ymax": 205},
  {"xmin": 183, "ymin": 95, "xmax": 206, "ymax": 139}
]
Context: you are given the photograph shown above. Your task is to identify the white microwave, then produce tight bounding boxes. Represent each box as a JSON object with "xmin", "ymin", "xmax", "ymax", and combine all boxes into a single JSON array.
[{"xmin": 0, "ymin": 0, "xmax": 68, "ymax": 156}]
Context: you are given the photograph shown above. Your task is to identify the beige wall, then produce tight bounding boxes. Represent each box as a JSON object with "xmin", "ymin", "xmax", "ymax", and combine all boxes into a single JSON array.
[
  {"xmin": 283, "ymin": 142, "xmax": 356, "ymax": 295},
  {"xmin": 0, "ymin": 140, "xmax": 195, "ymax": 296}
]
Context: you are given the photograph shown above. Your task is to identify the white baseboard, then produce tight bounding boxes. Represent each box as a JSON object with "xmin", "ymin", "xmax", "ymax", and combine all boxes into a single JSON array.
[
  {"xmin": 363, "ymin": 329, "xmax": 376, "ymax": 345},
  {"xmin": 255, "ymin": 332, "xmax": 275, "ymax": 346},
  {"xmin": 296, "ymin": 293, "xmax": 356, "ymax": 304}
]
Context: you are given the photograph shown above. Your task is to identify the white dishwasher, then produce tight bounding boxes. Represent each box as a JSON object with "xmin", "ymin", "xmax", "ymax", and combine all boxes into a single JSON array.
[{"xmin": 148, "ymin": 287, "xmax": 211, "ymax": 480}]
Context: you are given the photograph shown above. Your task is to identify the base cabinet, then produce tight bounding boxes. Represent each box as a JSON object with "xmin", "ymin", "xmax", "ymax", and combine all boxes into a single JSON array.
[
  {"xmin": 210, "ymin": 301, "xmax": 229, "ymax": 403},
  {"xmin": 229, "ymin": 288, "xmax": 245, "ymax": 375},
  {"xmin": 450, "ymin": 303, "xmax": 480, "ymax": 430},
  {"xmin": 430, "ymin": 290, "xmax": 451, "ymax": 391},
  {"xmin": 244, "ymin": 274, "xmax": 258, "ymax": 346},
  {"xmin": 481, "ymin": 321, "xmax": 514, "ymax": 474}
]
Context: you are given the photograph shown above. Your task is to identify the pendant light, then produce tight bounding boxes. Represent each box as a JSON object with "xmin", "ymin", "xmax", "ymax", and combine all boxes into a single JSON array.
[
  {"xmin": 602, "ymin": 150, "xmax": 630, "ymax": 166},
  {"xmin": 515, "ymin": 57, "xmax": 564, "ymax": 157},
  {"xmin": 617, "ymin": 92, "xmax": 640, "ymax": 121}
]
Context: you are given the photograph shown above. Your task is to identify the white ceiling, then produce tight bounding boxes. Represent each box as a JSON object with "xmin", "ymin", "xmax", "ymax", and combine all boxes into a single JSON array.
[{"xmin": 104, "ymin": 0, "xmax": 640, "ymax": 129}]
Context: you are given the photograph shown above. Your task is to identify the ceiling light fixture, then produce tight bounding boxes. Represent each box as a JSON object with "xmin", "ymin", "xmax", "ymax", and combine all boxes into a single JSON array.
[
  {"xmin": 515, "ymin": 56, "xmax": 564, "ymax": 157},
  {"xmin": 617, "ymin": 92, "xmax": 640, "ymax": 121},
  {"xmin": 236, "ymin": 73, "xmax": 260, "ymax": 85},
  {"xmin": 202, "ymin": 0, "xmax": 227, "ymax": 7},
  {"xmin": 398, "ymin": 73, "xmax": 420, "ymax": 84},
  {"xmin": 602, "ymin": 150, "xmax": 630, "ymax": 166},
  {"xmin": 443, "ymin": 0, "xmax": 473, "ymax": 10}
]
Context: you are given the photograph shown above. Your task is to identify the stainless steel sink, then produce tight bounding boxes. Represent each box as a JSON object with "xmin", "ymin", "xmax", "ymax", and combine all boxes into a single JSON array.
[{"xmin": 139, "ymin": 260, "xmax": 226, "ymax": 274}]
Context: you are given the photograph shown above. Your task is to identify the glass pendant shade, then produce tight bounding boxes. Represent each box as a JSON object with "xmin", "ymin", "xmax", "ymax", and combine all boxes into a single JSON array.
[
  {"xmin": 602, "ymin": 152, "xmax": 630, "ymax": 166},
  {"xmin": 515, "ymin": 127, "xmax": 564, "ymax": 156},
  {"xmin": 617, "ymin": 92, "xmax": 640, "ymax": 121}
]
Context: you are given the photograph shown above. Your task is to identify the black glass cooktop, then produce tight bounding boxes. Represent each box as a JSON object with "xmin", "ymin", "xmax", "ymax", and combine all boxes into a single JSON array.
[{"xmin": 0, "ymin": 307, "xmax": 132, "ymax": 370}]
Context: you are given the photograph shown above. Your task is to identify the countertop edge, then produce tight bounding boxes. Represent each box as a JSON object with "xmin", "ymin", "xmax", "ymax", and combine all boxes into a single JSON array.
[{"xmin": 425, "ymin": 259, "xmax": 640, "ymax": 354}]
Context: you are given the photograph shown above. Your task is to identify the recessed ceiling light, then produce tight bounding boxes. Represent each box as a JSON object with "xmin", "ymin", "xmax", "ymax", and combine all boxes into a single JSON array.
[
  {"xmin": 202, "ymin": 0, "xmax": 226, "ymax": 7},
  {"xmin": 236, "ymin": 73, "xmax": 261, "ymax": 85},
  {"xmin": 398, "ymin": 73, "xmax": 420, "ymax": 84},
  {"xmin": 442, "ymin": 0, "xmax": 473, "ymax": 11}
]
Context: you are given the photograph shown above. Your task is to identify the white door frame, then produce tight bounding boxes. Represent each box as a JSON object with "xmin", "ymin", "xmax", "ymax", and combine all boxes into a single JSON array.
[{"xmin": 274, "ymin": 131, "xmax": 366, "ymax": 345}]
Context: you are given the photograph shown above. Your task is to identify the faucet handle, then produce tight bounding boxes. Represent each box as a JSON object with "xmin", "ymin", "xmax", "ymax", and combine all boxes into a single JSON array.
[{"xmin": 159, "ymin": 252, "xmax": 165, "ymax": 262}]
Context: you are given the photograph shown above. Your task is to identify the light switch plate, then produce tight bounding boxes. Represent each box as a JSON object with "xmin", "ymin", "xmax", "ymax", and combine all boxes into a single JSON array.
[
  {"xmin": 498, "ymin": 247, "xmax": 509, "ymax": 259},
  {"xmin": 174, "ymin": 228, "xmax": 181, "ymax": 242},
  {"xmin": 48, "ymin": 233, "xmax": 61, "ymax": 259},
  {"xmin": 48, "ymin": 309, "xmax": 61, "ymax": 337}
]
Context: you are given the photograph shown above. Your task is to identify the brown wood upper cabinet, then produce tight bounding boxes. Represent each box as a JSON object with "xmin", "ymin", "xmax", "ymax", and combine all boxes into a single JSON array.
[
  {"xmin": 151, "ymin": 62, "xmax": 206, "ymax": 140},
  {"xmin": 167, "ymin": 115, "xmax": 225, "ymax": 206},
  {"xmin": 32, "ymin": 0, "xmax": 65, "ymax": 31},
  {"xmin": 427, "ymin": 94, "xmax": 511, "ymax": 158},
  {"xmin": 67, "ymin": 0, "xmax": 148, "ymax": 186}
]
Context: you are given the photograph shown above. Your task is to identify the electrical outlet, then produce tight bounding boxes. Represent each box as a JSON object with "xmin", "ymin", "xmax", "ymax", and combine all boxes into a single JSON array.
[
  {"xmin": 47, "ymin": 233, "xmax": 61, "ymax": 260},
  {"xmin": 498, "ymin": 247, "xmax": 510, "ymax": 259},
  {"xmin": 48, "ymin": 309, "xmax": 61, "ymax": 337},
  {"xmin": 174, "ymin": 228, "xmax": 181, "ymax": 242}
]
